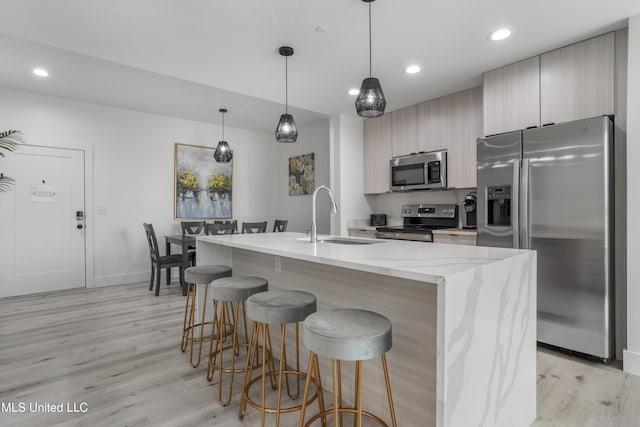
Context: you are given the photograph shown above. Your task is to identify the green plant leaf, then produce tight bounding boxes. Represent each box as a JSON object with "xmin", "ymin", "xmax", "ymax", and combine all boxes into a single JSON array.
[
  {"xmin": 0, "ymin": 176, "xmax": 16, "ymax": 193},
  {"xmin": 0, "ymin": 130, "xmax": 23, "ymax": 192}
]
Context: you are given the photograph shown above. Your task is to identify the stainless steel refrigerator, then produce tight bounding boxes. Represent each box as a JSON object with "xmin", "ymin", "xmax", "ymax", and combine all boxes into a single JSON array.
[{"xmin": 477, "ymin": 116, "xmax": 614, "ymax": 360}]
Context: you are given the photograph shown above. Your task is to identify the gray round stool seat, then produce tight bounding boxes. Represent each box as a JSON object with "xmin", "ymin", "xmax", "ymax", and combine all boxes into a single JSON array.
[
  {"xmin": 303, "ymin": 308, "xmax": 392, "ymax": 361},
  {"xmin": 247, "ymin": 290, "xmax": 317, "ymax": 324},
  {"xmin": 184, "ymin": 265, "xmax": 232, "ymax": 284},
  {"xmin": 298, "ymin": 308, "xmax": 397, "ymax": 427},
  {"xmin": 206, "ymin": 276, "xmax": 268, "ymax": 406},
  {"xmin": 210, "ymin": 276, "xmax": 268, "ymax": 301},
  {"xmin": 181, "ymin": 264, "xmax": 231, "ymax": 369},
  {"xmin": 239, "ymin": 290, "xmax": 322, "ymax": 425}
]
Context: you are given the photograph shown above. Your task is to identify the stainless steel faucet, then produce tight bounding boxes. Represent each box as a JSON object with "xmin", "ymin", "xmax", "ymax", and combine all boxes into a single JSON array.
[{"xmin": 310, "ymin": 185, "xmax": 338, "ymax": 243}]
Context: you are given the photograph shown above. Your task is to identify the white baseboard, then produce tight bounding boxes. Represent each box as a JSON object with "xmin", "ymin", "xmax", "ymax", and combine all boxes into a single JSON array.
[
  {"xmin": 623, "ymin": 349, "xmax": 640, "ymax": 376},
  {"xmin": 93, "ymin": 270, "xmax": 179, "ymax": 287}
]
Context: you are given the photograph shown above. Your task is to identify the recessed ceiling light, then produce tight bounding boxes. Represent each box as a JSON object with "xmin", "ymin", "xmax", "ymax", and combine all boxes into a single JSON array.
[
  {"xmin": 490, "ymin": 28, "xmax": 512, "ymax": 41},
  {"xmin": 33, "ymin": 68, "xmax": 49, "ymax": 77},
  {"xmin": 348, "ymin": 88, "xmax": 360, "ymax": 96},
  {"xmin": 405, "ymin": 65, "xmax": 421, "ymax": 74}
]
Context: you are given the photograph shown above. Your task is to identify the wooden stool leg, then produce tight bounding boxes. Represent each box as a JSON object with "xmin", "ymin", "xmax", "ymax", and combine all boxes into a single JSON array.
[
  {"xmin": 286, "ymin": 322, "xmax": 301, "ymax": 400},
  {"xmin": 275, "ymin": 324, "xmax": 287, "ymax": 427},
  {"xmin": 261, "ymin": 323, "xmax": 268, "ymax": 427},
  {"xmin": 181, "ymin": 282, "xmax": 193, "ymax": 352},
  {"xmin": 239, "ymin": 320, "xmax": 258, "ymax": 419},
  {"xmin": 218, "ymin": 301, "xmax": 241, "ymax": 406},
  {"xmin": 355, "ymin": 361, "xmax": 363, "ymax": 427},
  {"xmin": 332, "ymin": 360, "xmax": 342, "ymax": 427},
  {"xmin": 381, "ymin": 354, "xmax": 397, "ymax": 427},
  {"xmin": 206, "ymin": 299, "xmax": 220, "ymax": 381},
  {"xmin": 188, "ymin": 285, "xmax": 197, "ymax": 360},
  {"xmin": 190, "ymin": 285, "xmax": 208, "ymax": 367},
  {"xmin": 314, "ymin": 354, "xmax": 327, "ymax": 427},
  {"xmin": 298, "ymin": 352, "xmax": 314, "ymax": 427}
]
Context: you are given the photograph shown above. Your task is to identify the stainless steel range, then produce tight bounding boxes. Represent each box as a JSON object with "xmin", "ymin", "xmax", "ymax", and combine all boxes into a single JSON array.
[{"xmin": 375, "ymin": 204, "xmax": 458, "ymax": 242}]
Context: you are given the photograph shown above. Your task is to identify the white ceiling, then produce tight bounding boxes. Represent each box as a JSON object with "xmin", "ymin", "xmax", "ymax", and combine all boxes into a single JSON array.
[{"xmin": 0, "ymin": 0, "xmax": 639, "ymax": 131}]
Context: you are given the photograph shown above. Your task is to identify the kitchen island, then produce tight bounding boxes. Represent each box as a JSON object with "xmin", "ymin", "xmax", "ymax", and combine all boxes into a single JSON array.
[{"xmin": 196, "ymin": 232, "xmax": 536, "ymax": 427}]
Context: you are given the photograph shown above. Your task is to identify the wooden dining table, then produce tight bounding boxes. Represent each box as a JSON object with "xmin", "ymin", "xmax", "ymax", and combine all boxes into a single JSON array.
[{"xmin": 164, "ymin": 234, "xmax": 196, "ymax": 295}]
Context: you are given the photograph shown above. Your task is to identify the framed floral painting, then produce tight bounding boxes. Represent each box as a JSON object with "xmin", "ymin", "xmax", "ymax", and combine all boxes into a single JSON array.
[
  {"xmin": 288, "ymin": 153, "xmax": 315, "ymax": 196},
  {"xmin": 174, "ymin": 143, "xmax": 233, "ymax": 219}
]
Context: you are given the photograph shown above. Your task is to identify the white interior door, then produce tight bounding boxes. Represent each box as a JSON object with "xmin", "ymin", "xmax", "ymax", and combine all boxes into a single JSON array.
[{"xmin": 0, "ymin": 145, "xmax": 85, "ymax": 297}]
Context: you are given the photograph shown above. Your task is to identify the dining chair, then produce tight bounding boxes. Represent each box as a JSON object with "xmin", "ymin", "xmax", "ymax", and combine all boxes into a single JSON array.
[
  {"xmin": 241, "ymin": 221, "xmax": 268, "ymax": 234},
  {"xmin": 143, "ymin": 223, "xmax": 188, "ymax": 296},
  {"xmin": 205, "ymin": 222, "xmax": 236, "ymax": 235},
  {"xmin": 272, "ymin": 219, "xmax": 288, "ymax": 232},
  {"xmin": 214, "ymin": 219, "xmax": 238, "ymax": 233},
  {"xmin": 181, "ymin": 221, "xmax": 205, "ymax": 235},
  {"xmin": 180, "ymin": 221, "xmax": 204, "ymax": 265}
]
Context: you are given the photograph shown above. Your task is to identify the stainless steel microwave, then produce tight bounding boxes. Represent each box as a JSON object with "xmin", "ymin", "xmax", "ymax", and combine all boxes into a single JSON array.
[{"xmin": 390, "ymin": 151, "xmax": 447, "ymax": 191}]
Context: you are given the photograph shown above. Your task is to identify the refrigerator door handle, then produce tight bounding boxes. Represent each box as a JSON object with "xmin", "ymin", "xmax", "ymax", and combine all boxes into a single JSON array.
[
  {"xmin": 512, "ymin": 160, "xmax": 520, "ymax": 249},
  {"xmin": 521, "ymin": 159, "xmax": 530, "ymax": 249}
]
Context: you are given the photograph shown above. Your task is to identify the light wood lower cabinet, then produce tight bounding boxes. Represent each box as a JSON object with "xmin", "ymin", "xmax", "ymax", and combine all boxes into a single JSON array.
[
  {"xmin": 348, "ymin": 228, "xmax": 377, "ymax": 238},
  {"xmin": 432, "ymin": 230, "xmax": 477, "ymax": 246}
]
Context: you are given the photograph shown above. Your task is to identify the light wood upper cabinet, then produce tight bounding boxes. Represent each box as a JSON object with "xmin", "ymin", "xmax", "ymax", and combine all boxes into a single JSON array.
[
  {"xmin": 447, "ymin": 86, "xmax": 482, "ymax": 189},
  {"xmin": 483, "ymin": 56, "xmax": 540, "ymax": 136},
  {"xmin": 540, "ymin": 32, "xmax": 614, "ymax": 125},
  {"xmin": 417, "ymin": 97, "xmax": 447, "ymax": 153},
  {"xmin": 363, "ymin": 114, "xmax": 392, "ymax": 194},
  {"xmin": 391, "ymin": 105, "xmax": 418, "ymax": 157}
]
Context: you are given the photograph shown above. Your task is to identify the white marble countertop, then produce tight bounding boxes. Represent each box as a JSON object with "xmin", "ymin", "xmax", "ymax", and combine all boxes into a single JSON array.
[{"xmin": 197, "ymin": 232, "xmax": 530, "ymax": 285}]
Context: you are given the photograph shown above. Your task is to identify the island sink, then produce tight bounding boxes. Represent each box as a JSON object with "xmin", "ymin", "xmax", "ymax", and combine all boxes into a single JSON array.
[{"xmin": 296, "ymin": 236, "xmax": 383, "ymax": 245}]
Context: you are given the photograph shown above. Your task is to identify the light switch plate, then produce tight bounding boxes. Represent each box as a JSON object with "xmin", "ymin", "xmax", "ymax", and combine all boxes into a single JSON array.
[{"xmin": 97, "ymin": 206, "xmax": 108, "ymax": 215}]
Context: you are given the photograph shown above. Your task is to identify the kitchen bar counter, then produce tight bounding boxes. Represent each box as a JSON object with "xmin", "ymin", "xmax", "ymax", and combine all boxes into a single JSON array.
[{"xmin": 196, "ymin": 232, "xmax": 536, "ymax": 427}]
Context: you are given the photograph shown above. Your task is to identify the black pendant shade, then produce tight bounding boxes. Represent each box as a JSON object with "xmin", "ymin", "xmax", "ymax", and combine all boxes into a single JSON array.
[
  {"xmin": 214, "ymin": 108, "xmax": 233, "ymax": 163},
  {"xmin": 355, "ymin": 77, "xmax": 386, "ymax": 118},
  {"xmin": 213, "ymin": 140, "xmax": 232, "ymax": 162},
  {"xmin": 356, "ymin": 0, "xmax": 386, "ymax": 118},
  {"xmin": 275, "ymin": 113, "xmax": 298, "ymax": 143},
  {"xmin": 275, "ymin": 46, "xmax": 298, "ymax": 143}
]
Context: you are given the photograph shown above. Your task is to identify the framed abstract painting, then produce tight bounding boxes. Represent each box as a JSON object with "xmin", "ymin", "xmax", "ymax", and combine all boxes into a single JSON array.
[
  {"xmin": 288, "ymin": 153, "xmax": 314, "ymax": 196},
  {"xmin": 174, "ymin": 143, "xmax": 233, "ymax": 219}
]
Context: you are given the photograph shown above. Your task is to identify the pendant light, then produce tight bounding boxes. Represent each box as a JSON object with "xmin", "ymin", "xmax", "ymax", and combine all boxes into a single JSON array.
[
  {"xmin": 275, "ymin": 46, "xmax": 298, "ymax": 143},
  {"xmin": 355, "ymin": 0, "xmax": 386, "ymax": 118},
  {"xmin": 214, "ymin": 108, "xmax": 233, "ymax": 163}
]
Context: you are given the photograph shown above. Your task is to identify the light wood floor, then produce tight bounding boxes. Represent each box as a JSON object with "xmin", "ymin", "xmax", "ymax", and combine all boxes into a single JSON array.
[{"xmin": 1, "ymin": 282, "xmax": 639, "ymax": 427}]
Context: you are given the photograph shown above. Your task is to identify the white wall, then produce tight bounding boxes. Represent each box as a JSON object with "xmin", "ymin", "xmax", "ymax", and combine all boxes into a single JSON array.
[
  {"xmin": 333, "ymin": 114, "xmax": 371, "ymax": 235},
  {"xmin": 0, "ymin": 86, "xmax": 287, "ymax": 291},
  {"xmin": 277, "ymin": 119, "xmax": 331, "ymax": 234},
  {"xmin": 624, "ymin": 14, "xmax": 640, "ymax": 375}
]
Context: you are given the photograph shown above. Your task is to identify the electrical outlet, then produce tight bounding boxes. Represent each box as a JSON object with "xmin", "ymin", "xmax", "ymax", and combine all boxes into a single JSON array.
[
  {"xmin": 97, "ymin": 206, "xmax": 108, "ymax": 215},
  {"xmin": 274, "ymin": 256, "xmax": 282, "ymax": 272}
]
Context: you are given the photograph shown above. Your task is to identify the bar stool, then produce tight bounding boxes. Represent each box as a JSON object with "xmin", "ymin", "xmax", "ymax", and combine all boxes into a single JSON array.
[
  {"xmin": 206, "ymin": 276, "xmax": 269, "ymax": 406},
  {"xmin": 239, "ymin": 290, "xmax": 325, "ymax": 427},
  {"xmin": 181, "ymin": 265, "xmax": 232, "ymax": 368},
  {"xmin": 299, "ymin": 308, "xmax": 397, "ymax": 427}
]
